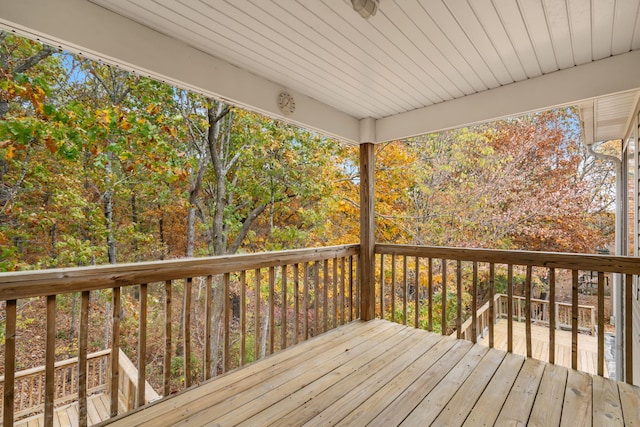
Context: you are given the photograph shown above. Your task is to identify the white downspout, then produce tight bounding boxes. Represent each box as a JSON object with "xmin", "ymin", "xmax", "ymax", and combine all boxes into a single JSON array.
[{"xmin": 585, "ymin": 141, "xmax": 624, "ymax": 381}]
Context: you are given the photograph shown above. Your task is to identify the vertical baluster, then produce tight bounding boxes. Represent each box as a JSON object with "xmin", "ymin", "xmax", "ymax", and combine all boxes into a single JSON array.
[
  {"xmin": 525, "ymin": 267, "xmax": 532, "ymax": 359},
  {"xmin": 163, "ymin": 280, "xmax": 171, "ymax": 396},
  {"xmin": 549, "ymin": 269, "xmax": 556, "ymax": 364},
  {"xmin": 293, "ymin": 264, "xmax": 300, "ymax": 343},
  {"xmin": 224, "ymin": 273, "xmax": 230, "ymax": 371},
  {"xmin": 355, "ymin": 255, "xmax": 361, "ymax": 319},
  {"xmin": 414, "ymin": 257, "xmax": 420, "ymax": 329},
  {"xmin": 240, "ymin": 271, "xmax": 247, "ymax": 366},
  {"xmin": 332, "ymin": 259, "xmax": 338, "ymax": 329},
  {"xmin": 268, "ymin": 267, "xmax": 275, "ymax": 355},
  {"xmin": 349, "ymin": 256, "xmax": 354, "ymax": 322},
  {"xmin": 571, "ymin": 269, "xmax": 578, "ymax": 370},
  {"xmin": 323, "ymin": 259, "xmax": 329, "ymax": 332},
  {"xmin": 282, "ymin": 265, "xmax": 288, "ymax": 349},
  {"xmin": 472, "ymin": 262, "xmax": 478, "ymax": 344},
  {"xmin": 507, "ymin": 265, "xmax": 513, "ymax": 352},
  {"xmin": 44, "ymin": 295, "xmax": 56, "ymax": 427},
  {"xmin": 625, "ymin": 274, "xmax": 633, "ymax": 384},
  {"xmin": 137, "ymin": 283, "xmax": 148, "ymax": 408},
  {"xmin": 110, "ymin": 287, "xmax": 120, "ymax": 417},
  {"xmin": 391, "ymin": 254, "xmax": 397, "ymax": 323},
  {"xmin": 4, "ymin": 300, "xmax": 16, "ymax": 427},
  {"xmin": 184, "ymin": 278, "xmax": 192, "ymax": 388},
  {"xmin": 303, "ymin": 263, "xmax": 310, "ymax": 339},
  {"xmin": 456, "ymin": 260, "xmax": 462, "ymax": 340},
  {"xmin": 340, "ymin": 257, "xmax": 346, "ymax": 325},
  {"xmin": 255, "ymin": 269, "xmax": 261, "ymax": 359},
  {"xmin": 442, "ymin": 260, "xmax": 447, "ymax": 335},
  {"xmin": 597, "ymin": 272, "xmax": 604, "ymax": 376},
  {"xmin": 204, "ymin": 275, "xmax": 213, "ymax": 379},
  {"xmin": 489, "ymin": 263, "xmax": 495, "ymax": 348},
  {"xmin": 428, "ymin": 258, "xmax": 433, "ymax": 332},
  {"xmin": 314, "ymin": 261, "xmax": 320, "ymax": 335},
  {"xmin": 379, "ymin": 254, "xmax": 385, "ymax": 319},
  {"xmin": 403, "ymin": 255, "xmax": 408, "ymax": 325}
]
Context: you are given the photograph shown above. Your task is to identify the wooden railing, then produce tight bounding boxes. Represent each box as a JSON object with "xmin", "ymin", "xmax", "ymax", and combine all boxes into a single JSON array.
[
  {"xmin": 0, "ymin": 245, "xmax": 359, "ymax": 427},
  {"xmin": 375, "ymin": 244, "xmax": 636, "ymax": 384},
  {"xmin": 116, "ymin": 349, "xmax": 159, "ymax": 413},
  {"xmin": 454, "ymin": 294, "xmax": 596, "ymax": 342},
  {"xmin": 0, "ymin": 349, "xmax": 110, "ymax": 421},
  {"xmin": 456, "ymin": 294, "xmax": 501, "ymax": 341},
  {"xmin": 496, "ymin": 294, "xmax": 596, "ymax": 334}
]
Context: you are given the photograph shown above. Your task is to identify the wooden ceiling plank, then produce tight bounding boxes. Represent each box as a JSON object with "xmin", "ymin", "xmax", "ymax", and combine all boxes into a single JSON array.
[
  {"xmin": 468, "ymin": 0, "xmax": 528, "ymax": 82},
  {"xmin": 315, "ymin": 0, "xmax": 454, "ymax": 103},
  {"xmin": 517, "ymin": 0, "xmax": 559, "ymax": 74},
  {"xmin": 493, "ymin": 0, "xmax": 543, "ymax": 78},
  {"xmin": 220, "ymin": 0, "xmax": 415, "ymax": 114},
  {"xmin": 591, "ymin": 0, "xmax": 616, "ymax": 60},
  {"xmin": 379, "ymin": 3, "xmax": 479, "ymax": 96},
  {"xmin": 443, "ymin": 0, "xmax": 514, "ymax": 86},
  {"xmin": 566, "ymin": 0, "xmax": 593, "ymax": 65},
  {"xmin": 542, "ymin": 0, "xmax": 575, "ymax": 69}
]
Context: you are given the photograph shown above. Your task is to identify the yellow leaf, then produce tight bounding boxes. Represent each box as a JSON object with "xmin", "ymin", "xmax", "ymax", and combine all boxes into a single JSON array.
[{"xmin": 5, "ymin": 145, "xmax": 15, "ymax": 160}]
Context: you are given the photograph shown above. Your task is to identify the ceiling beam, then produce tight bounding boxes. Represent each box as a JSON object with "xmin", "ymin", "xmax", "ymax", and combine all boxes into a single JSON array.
[
  {"xmin": 377, "ymin": 50, "xmax": 640, "ymax": 143},
  {"xmin": 0, "ymin": 0, "xmax": 361, "ymax": 144}
]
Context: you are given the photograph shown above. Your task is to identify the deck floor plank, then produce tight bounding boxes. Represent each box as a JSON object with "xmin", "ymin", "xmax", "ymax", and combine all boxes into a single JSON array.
[
  {"xmin": 461, "ymin": 352, "xmax": 525, "ymax": 427},
  {"xmin": 618, "ymin": 381, "xmax": 640, "ymax": 426},
  {"xmin": 107, "ymin": 320, "xmax": 388, "ymax": 427},
  {"xmin": 77, "ymin": 319, "xmax": 640, "ymax": 427},
  {"xmin": 528, "ymin": 362, "xmax": 568, "ymax": 427},
  {"xmin": 560, "ymin": 369, "xmax": 593, "ymax": 427},
  {"xmin": 216, "ymin": 326, "xmax": 420, "ymax": 426},
  {"xmin": 275, "ymin": 330, "xmax": 443, "ymax": 426},
  {"xmin": 400, "ymin": 344, "xmax": 490, "ymax": 426},
  {"xmin": 494, "ymin": 358, "xmax": 546, "ymax": 426},
  {"xmin": 592, "ymin": 374, "xmax": 624, "ymax": 426},
  {"xmin": 309, "ymin": 336, "xmax": 458, "ymax": 426},
  {"xmin": 431, "ymin": 348, "xmax": 506, "ymax": 426},
  {"xmin": 363, "ymin": 339, "xmax": 473, "ymax": 426}
]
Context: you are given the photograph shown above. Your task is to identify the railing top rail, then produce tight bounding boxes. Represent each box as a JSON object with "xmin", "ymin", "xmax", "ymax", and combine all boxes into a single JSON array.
[
  {"xmin": 376, "ymin": 244, "xmax": 640, "ymax": 275},
  {"xmin": 0, "ymin": 349, "xmax": 111, "ymax": 383},
  {"xmin": 0, "ymin": 244, "xmax": 359, "ymax": 301}
]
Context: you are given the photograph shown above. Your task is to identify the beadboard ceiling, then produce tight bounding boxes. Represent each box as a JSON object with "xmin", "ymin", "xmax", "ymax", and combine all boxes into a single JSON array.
[
  {"xmin": 1, "ymin": 0, "xmax": 640, "ymax": 142},
  {"xmin": 90, "ymin": 0, "xmax": 640, "ymax": 120}
]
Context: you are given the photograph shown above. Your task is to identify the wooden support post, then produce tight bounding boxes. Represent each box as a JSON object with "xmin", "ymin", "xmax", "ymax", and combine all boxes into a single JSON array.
[
  {"xmin": 625, "ymin": 274, "xmax": 633, "ymax": 384},
  {"xmin": 359, "ymin": 142, "xmax": 375, "ymax": 321},
  {"xmin": 204, "ymin": 275, "xmax": 213, "ymax": 379},
  {"xmin": 110, "ymin": 287, "xmax": 121, "ymax": 417}
]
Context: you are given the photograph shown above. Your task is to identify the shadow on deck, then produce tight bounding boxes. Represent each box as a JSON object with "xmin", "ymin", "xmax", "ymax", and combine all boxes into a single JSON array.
[{"xmin": 100, "ymin": 319, "xmax": 640, "ymax": 426}]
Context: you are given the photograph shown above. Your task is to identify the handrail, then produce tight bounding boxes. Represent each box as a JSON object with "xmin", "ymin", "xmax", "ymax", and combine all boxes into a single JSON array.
[
  {"xmin": 376, "ymin": 243, "xmax": 640, "ymax": 274},
  {"xmin": 0, "ymin": 245, "xmax": 360, "ymax": 301}
]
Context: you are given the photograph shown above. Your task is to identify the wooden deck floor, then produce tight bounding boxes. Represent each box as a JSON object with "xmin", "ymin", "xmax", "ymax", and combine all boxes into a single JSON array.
[
  {"xmin": 479, "ymin": 319, "xmax": 607, "ymax": 377},
  {"xmin": 15, "ymin": 394, "xmax": 111, "ymax": 427},
  {"xmin": 101, "ymin": 319, "xmax": 640, "ymax": 427}
]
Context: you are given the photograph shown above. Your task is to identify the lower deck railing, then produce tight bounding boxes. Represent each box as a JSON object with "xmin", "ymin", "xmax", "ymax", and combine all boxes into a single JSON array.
[
  {"xmin": 0, "ymin": 245, "xmax": 359, "ymax": 426},
  {"xmin": 375, "ymin": 244, "xmax": 635, "ymax": 383}
]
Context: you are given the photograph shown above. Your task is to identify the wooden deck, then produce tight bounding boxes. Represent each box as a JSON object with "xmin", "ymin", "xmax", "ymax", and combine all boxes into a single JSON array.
[
  {"xmin": 479, "ymin": 319, "xmax": 607, "ymax": 377},
  {"xmin": 99, "ymin": 319, "xmax": 640, "ymax": 427},
  {"xmin": 14, "ymin": 394, "xmax": 111, "ymax": 427}
]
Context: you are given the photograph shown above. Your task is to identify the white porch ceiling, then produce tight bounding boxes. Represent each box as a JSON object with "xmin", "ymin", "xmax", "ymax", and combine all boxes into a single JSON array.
[{"xmin": 1, "ymin": 0, "xmax": 640, "ymax": 144}]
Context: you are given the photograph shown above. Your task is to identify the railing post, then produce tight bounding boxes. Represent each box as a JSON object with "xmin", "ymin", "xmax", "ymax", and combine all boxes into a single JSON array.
[{"xmin": 359, "ymin": 140, "xmax": 375, "ymax": 321}]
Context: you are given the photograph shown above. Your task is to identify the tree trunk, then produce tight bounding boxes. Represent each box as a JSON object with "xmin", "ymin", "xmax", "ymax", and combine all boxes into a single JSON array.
[{"xmin": 104, "ymin": 156, "xmax": 116, "ymax": 264}]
